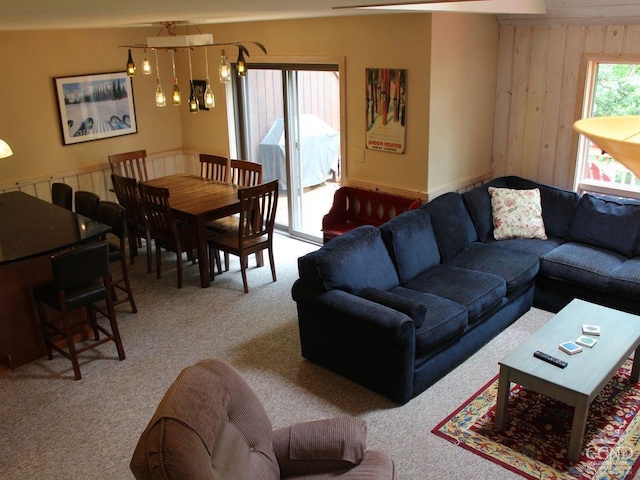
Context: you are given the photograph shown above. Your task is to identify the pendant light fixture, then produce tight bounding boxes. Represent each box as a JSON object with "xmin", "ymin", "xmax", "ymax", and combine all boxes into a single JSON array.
[
  {"xmin": 142, "ymin": 49, "xmax": 152, "ymax": 75},
  {"xmin": 219, "ymin": 49, "xmax": 231, "ymax": 84},
  {"xmin": 171, "ymin": 50, "xmax": 181, "ymax": 105},
  {"xmin": 154, "ymin": 50, "xmax": 166, "ymax": 107},
  {"xmin": 203, "ymin": 49, "xmax": 215, "ymax": 109},
  {"xmin": 236, "ymin": 49, "xmax": 247, "ymax": 77},
  {"xmin": 187, "ymin": 48, "xmax": 199, "ymax": 113},
  {"xmin": 120, "ymin": 22, "xmax": 266, "ymax": 109},
  {"xmin": 126, "ymin": 49, "xmax": 136, "ymax": 76}
]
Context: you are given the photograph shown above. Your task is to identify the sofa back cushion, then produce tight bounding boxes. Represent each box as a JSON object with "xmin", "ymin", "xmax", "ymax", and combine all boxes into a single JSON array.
[
  {"xmin": 298, "ymin": 225, "xmax": 400, "ymax": 294},
  {"xmin": 570, "ymin": 193, "xmax": 640, "ymax": 258},
  {"xmin": 423, "ymin": 192, "xmax": 478, "ymax": 263},
  {"xmin": 463, "ymin": 176, "xmax": 579, "ymax": 241},
  {"xmin": 379, "ymin": 209, "xmax": 440, "ymax": 284}
]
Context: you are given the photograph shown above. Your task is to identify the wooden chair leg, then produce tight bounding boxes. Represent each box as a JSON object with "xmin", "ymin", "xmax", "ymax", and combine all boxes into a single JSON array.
[
  {"xmin": 240, "ymin": 255, "xmax": 249, "ymax": 293},
  {"xmin": 60, "ymin": 308, "xmax": 82, "ymax": 380},
  {"xmin": 35, "ymin": 302, "xmax": 53, "ymax": 360},
  {"xmin": 145, "ymin": 232, "xmax": 153, "ymax": 273},
  {"xmin": 120, "ymin": 257, "xmax": 137, "ymax": 313},
  {"xmin": 155, "ymin": 242, "xmax": 162, "ymax": 280},
  {"xmin": 177, "ymin": 252, "xmax": 183, "ymax": 289},
  {"xmin": 268, "ymin": 247, "xmax": 277, "ymax": 282},
  {"xmin": 104, "ymin": 279, "xmax": 126, "ymax": 361}
]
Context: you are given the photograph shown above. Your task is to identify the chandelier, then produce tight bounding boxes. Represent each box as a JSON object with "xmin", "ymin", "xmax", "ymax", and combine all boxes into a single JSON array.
[{"xmin": 122, "ymin": 22, "xmax": 266, "ymax": 112}]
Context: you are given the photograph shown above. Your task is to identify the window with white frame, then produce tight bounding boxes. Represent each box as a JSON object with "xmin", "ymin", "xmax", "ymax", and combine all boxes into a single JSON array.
[{"xmin": 575, "ymin": 57, "xmax": 640, "ymax": 199}]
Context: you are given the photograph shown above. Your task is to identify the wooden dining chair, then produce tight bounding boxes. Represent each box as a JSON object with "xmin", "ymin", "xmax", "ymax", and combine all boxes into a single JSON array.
[
  {"xmin": 209, "ymin": 160, "xmax": 264, "ymax": 272},
  {"xmin": 230, "ymin": 159, "xmax": 263, "ymax": 187},
  {"xmin": 138, "ymin": 183, "xmax": 200, "ymax": 289},
  {"xmin": 51, "ymin": 182, "xmax": 73, "ymax": 210},
  {"xmin": 200, "ymin": 154, "xmax": 230, "ymax": 183},
  {"xmin": 32, "ymin": 241, "xmax": 126, "ymax": 380},
  {"xmin": 111, "ymin": 174, "xmax": 153, "ymax": 273},
  {"xmin": 99, "ymin": 201, "xmax": 137, "ymax": 313},
  {"xmin": 109, "ymin": 149, "xmax": 149, "ymax": 182},
  {"xmin": 74, "ymin": 190, "xmax": 100, "ymax": 220},
  {"xmin": 207, "ymin": 180, "xmax": 279, "ymax": 293}
]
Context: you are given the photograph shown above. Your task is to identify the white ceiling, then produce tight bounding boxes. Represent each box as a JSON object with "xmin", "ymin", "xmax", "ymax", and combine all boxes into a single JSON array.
[{"xmin": 1, "ymin": 0, "xmax": 639, "ymax": 32}]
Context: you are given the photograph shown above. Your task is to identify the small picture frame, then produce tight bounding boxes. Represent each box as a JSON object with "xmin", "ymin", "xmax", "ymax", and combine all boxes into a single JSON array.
[
  {"xmin": 192, "ymin": 80, "xmax": 209, "ymax": 111},
  {"xmin": 54, "ymin": 71, "xmax": 137, "ymax": 145}
]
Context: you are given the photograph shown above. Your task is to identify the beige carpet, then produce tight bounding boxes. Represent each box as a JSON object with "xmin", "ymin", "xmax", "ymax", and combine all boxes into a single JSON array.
[{"xmin": 0, "ymin": 233, "xmax": 588, "ymax": 479}]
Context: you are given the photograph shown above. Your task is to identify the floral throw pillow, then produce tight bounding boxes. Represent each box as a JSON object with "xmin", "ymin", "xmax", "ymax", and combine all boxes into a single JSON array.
[{"xmin": 489, "ymin": 187, "xmax": 547, "ymax": 240}]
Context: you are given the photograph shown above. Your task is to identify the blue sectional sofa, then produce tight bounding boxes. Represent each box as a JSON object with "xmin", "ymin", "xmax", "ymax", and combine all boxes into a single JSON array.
[{"xmin": 292, "ymin": 176, "xmax": 640, "ymax": 404}]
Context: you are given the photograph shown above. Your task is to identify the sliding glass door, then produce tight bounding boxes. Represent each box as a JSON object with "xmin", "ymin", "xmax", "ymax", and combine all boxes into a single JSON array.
[{"xmin": 233, "ymin": 62, "xmax": 342, "ymax": 243}]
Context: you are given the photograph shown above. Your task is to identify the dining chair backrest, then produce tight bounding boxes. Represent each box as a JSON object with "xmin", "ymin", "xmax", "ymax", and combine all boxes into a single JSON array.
[
  {"xmin": 75, "ymin": 190, "xmax": 100, "ymax": 220},
  {"xmin": 200, "ymin": 154, "xmax": 230, "ymax": 183},
  {"xmin": 230, "ymin": 159, "xmax": 262, "ymax": 187},
  {"xmin": 109, "ymin": 149, "xmax": 149, "ymax": 182},
  {"xmin": 51, "ymin": 182, "xmax": 73, "ymax": 210},
  {"xmin": 111, "ymin": 174, "xmax": 145, "ymax": 230},
  {"xmin": 137, "ymin": 183, "xmax": 178, "ymax": 242},
  {"xmin": 238, "ymin": 180, "xmax": 279, "ymax": 242},
  {"xmin": 52, "ymin": 240, "xmax": 111, "ymax": 292}
]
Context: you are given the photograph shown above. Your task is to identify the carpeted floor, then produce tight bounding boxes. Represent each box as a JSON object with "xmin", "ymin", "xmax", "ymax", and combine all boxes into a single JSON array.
[{"xmin": 1, "ymin": 233, "xmax": 622, "ymax": 479}]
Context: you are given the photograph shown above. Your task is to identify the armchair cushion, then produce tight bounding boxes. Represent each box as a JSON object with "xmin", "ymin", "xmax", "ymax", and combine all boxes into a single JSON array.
[{"xmin": 273, "ymin": 417, "xmax": 367, "ymax": 477}]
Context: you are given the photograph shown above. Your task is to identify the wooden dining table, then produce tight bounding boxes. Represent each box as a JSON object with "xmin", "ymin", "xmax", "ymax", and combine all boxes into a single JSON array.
[{"xmin": 141, "ymin": 173, "xmax": 240, "ymax": 288}]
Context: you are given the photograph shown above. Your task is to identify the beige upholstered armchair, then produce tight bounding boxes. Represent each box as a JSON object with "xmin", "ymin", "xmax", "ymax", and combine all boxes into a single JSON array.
[{"xmin": 130, "ymin": 359, "xmax": 395, "ymax": 479}]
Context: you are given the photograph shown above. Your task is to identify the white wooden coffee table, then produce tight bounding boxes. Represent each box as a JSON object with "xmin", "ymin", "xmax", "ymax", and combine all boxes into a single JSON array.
[{"xmin": 494, "ymin": 299, "xmax": 640, "ymax": 462}]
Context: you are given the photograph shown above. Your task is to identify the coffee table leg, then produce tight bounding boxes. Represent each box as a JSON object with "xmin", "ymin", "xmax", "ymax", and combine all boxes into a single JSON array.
[
  {"xmin": 567, "ymin": 396, "xmax": 589, "ymax": 462},
  {"xmin": 631, "ymin": 345, "xmax": 640, "ymax": 383},
  {"xmin": 494, "ymin": 365, "xmax": 510, "ymax": 429}
]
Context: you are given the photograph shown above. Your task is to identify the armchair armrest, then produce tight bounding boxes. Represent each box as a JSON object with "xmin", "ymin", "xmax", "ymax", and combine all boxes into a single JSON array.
[{"xmin": 273, "ymin": 417, "xmax": 367, "ymax": 477}]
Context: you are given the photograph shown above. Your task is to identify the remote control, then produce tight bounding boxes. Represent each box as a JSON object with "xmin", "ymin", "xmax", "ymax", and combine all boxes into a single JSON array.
[{"xmin": 533, "ymin": 350, "xmax": 567, "ymax": 368}]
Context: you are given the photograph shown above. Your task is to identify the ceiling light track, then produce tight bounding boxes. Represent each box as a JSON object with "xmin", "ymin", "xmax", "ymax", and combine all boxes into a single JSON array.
[{"xmin": 120, "ymin": 22, "xmax": 267, "ymax": 110}]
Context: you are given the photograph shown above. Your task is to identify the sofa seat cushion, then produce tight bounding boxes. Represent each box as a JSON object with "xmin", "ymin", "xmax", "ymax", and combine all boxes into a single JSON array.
[
  {"xmin": 570, "ymin": 193, "xmax": 640, "ymax": 258},
  {"xmin": 379, "ymin": 208, "xmax": 440, "ymax": 284},
  {"xmin": 385, "ymin": 287, "xmax": 468, "ymax": 354},
  {"xmin": 540, "ymin": 242, "xmax": 627, "ymax": 293},
  {"xmin": 297, "ymin": 225, "xmax": 399, "ymax": 294},
  {"xmin": 483, "ymin": 236, "xmax": 565, "ymax": 259},
  {"xmin": 358, "ymin": 286, "xmax": 467, "ymax": 354},
  {"xmin": 444, "ymin": 243, "xmax": 539, "ymax": 296},
  {"xmin": 404, "ymin": 265, "xmax": 506, "ymax": 323},
  {"xmin": 609, "ymin": 258, "xmax": 640, "ymax": 298}
]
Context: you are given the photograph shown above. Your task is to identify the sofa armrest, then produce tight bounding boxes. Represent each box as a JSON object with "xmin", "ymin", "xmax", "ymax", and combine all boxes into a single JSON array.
[
  {"xmin": 273, "ymin": 417, "xmax": 367, "ymax": 477},
  {"xmin": 358, "ymin": 287, "xmax": 427, "ymax": 328},
  {"xmin": 293, "ymin": 285, "xmax": 417, "ymax": 403}
]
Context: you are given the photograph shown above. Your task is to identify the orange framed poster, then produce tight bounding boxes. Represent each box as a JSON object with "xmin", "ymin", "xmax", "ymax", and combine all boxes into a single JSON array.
[{"xmin": 365, "ymin": 68, "xmax": 407, "ymax": 153}]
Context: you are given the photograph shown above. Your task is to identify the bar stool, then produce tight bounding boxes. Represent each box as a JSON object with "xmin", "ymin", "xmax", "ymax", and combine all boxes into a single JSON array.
[
  {"xmin": 75, "ymin": 191, "xmax": 100, "ymax": 220},
  {"xmin": 99, "ymin": 201, "xmax": 137, "ymax": 313},
  {"xmin": 51, "ymin": 182, "xmax": 72, "ymax": 210},
  {"xmin": 33, "ymin": 241, "xmax": 126, "ymax": 380}
]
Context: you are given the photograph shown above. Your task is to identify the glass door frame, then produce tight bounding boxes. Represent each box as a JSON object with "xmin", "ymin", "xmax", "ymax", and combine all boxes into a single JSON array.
[{"xmin": 229, "ymin": 56, "xmax": 347, "ymax": 242}]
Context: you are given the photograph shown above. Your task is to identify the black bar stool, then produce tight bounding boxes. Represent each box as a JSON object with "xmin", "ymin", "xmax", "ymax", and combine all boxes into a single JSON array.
[{"xmin": 33, "ymin": 241, "xmax": 126, "ymax": 380}]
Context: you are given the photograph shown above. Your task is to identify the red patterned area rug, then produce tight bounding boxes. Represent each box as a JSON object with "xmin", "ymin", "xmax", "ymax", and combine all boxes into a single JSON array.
[{"xmin": 432, "ymin": 359, "xmax": 640, "ymax": 479}]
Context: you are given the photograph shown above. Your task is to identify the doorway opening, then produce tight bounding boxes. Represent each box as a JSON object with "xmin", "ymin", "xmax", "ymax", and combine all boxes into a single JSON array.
[{"xmin": 231, "ymin": 60, "xmax": 344, "ymax": 243}]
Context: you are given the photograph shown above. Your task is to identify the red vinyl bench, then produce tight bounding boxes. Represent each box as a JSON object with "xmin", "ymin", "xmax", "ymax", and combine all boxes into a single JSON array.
[{"xmin": 321, "ymin": 186, "xmax": 422, "ymax": 244}]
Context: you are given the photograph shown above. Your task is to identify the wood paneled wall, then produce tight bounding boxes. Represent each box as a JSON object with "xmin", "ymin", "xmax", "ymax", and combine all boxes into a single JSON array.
[
  {"xmin": 0, "ymin": 150, "xmax": 203, "ymax": 207},
  {"xmin": 493, "ymin": 24, "xmax": 640, "ymax": 190}
]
